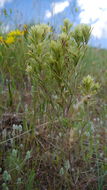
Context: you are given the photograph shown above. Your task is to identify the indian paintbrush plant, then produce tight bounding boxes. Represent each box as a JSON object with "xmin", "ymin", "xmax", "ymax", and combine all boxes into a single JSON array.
[{"xmin": 27, "ymin": 19, "xmax": 92, "ymax": 120}]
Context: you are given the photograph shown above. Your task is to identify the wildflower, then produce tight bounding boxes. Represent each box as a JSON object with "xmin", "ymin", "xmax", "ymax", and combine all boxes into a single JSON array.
[
  {"xmin": 59, "ymin": 167, "xmax": 64, "ymax": 176},
  {"xmin": 8, "ymin": 29, "xmax": 24, "ymax": 37},
  {"xmin": 3, "ymin": 171, "xmax": 11, "ymax": 182},
  {"xmin": 61, "ymin": 19, "xmax": 73, "ymax": 34},
  {"xmin": 18, "ymin": 124, "xmax": 22, "ymax": 132},
  {"xmin": 28, "ymin": 24, "xmax": 51, "ymax": 43},
  {"xmin": 12, "ymin": 149, "xmax": 18, "ymax": 157},
  {"xmin": 21, "ymin": 31, "xmax": 24, "ymax": 35},
  {"xmin": 81, "ymin": 75, "xmax": 100, "ymax": 95},
  {"xmin": 26, "ymin": 65, "xmax": 32, "ymax": 73},
  {"xmin": 73, "ymin": 24, "xmax": 91, "ymax": 45},
  {"xmin": 25, "ymin": 150, "xmax": 31, "ymax": 160},
  {"xmin": 5, "ymin": 36, "xmax": 15, "ymax": 44},
  {"xmin": 23, "ymin": 24, "xmax": 28, "ymax": 33},
  {"xmin": 0, "ymin": 36, "xmax": 4, "ymax": 43},
  {"xmin": 23, "ymin": 24, "xmax": 27, "ymax": 29},
  {"xmin": 64, "ymin": 160, "xmax": 70, "ymax": 171}
]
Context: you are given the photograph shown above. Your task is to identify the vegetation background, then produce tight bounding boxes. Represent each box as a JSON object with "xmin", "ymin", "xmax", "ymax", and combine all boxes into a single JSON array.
[{"xmin": 0, "ymin": 5, "xmax": 107, "ymax": 190}]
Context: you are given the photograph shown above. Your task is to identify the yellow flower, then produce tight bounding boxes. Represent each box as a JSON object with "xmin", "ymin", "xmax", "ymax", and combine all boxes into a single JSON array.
[
  {"xmin": 5, "ymin": 36, "xmax": 15, "ymax": 44},
  {"xmin": 23, "ymin": 25, "xmax": 28, "ymax": 35},
  {"xmin": 23, "ymin": 24, "xmax": 27, "ymax": 30},
  {"xmin": 21, "ymin": 31, "xmax": 24, "ymax": 35},
  {"xmin": 0, "ymin": 36, "xmax": 3, "ymax": 43},
  {"xmin": 8, "ymin": 29, "xmax": 24, "ymax": 37}
]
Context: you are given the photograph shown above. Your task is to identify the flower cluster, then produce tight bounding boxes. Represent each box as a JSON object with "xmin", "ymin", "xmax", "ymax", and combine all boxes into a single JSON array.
[
  {"xmin": 81, "ymin": 75, "xmax": 100, "ymax": 95},
  {"xmin": 0, "ymin": 36, "xmax": 3, "ymax": 43},
  {"xmin": 26, "ymin": 65, "xmax": 32, "ymax": 73},
  {"xmin": 73, "ymin": 24, "xmax": 91, "ymax": 45},
  {"xmin": 0, "ymin": 28, "xmax": 25, "ymax": 45},
  {"xmin": 8, "ymin": 29, "xmax": 24, "ymax": 37},
  {"xmin": 5, "ymin": 36, "xmax": 15, "ymax": 44},
  {"xmin": 5, "ymin": 29, "xmax": 24, "ymax": 44},
  {"xmin": 28, "ymin": 24, "xmax": 51, "ymax": 43}
]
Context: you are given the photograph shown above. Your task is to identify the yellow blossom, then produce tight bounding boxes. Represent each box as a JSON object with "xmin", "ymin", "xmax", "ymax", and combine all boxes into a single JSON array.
[
  {"xmin": 8, "ymin": 29, "xmax": 24, "ymax": 37},
  {"xmin": 23, "ymin": 25, "xmax": 28, "ymax": 35},
  {"xmin": 0, "ymin": 36, "xmax": 3, "ymax": 43},
  {"xmin": 23, "ymin": 24, "xmax": 27, "ymax": 30},
  {"xmin": 5, "ymin": 36, "xmax": 15, "ymax": 44}
]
